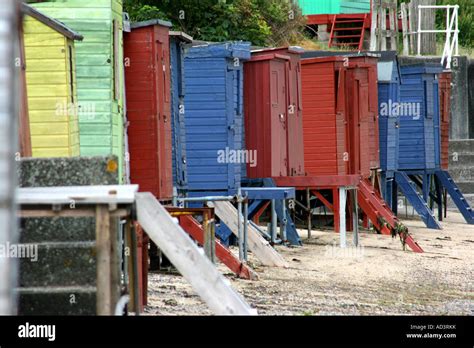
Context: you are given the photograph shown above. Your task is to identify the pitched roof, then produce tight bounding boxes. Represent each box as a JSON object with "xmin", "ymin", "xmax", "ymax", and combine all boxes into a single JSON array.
[{"xmin": 21, "ymin": 3, "xmax": 83, "ymax": 41}]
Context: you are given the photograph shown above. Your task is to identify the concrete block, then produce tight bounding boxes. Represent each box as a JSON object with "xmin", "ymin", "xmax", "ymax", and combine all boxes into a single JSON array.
[
  {"xmin": 19, "ymin": 242, "xmax": 96, "ymax": 288},
  {"xmin": 18, "ymin": 289, "xmax": 96, "ymax": 316},
  {"xmin": 16, "ymin": 156, "xmax": 120, "ymax": 315}
]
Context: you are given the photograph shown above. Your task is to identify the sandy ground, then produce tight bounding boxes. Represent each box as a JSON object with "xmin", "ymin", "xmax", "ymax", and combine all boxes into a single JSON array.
[{"xmin": 144, "ymin": 211, "xmax": 473, "ymax": 315}]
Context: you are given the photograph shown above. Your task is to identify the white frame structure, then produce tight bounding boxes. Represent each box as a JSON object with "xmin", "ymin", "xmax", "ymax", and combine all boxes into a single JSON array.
[{"xmin": 417, "ymin": 4, "xmax": 459, "ymax": 69}]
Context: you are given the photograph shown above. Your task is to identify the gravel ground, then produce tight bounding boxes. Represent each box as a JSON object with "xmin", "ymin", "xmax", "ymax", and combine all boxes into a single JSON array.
[{"xmin": 144, "ymin": 211, "xmax": 473, "ymax": 316}]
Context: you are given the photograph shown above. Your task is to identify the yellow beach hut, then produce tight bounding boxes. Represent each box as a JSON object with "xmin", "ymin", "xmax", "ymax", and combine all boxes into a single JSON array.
[{"xmin": 22, "ymin": 3, "xmax": 83, "ymax": 157}]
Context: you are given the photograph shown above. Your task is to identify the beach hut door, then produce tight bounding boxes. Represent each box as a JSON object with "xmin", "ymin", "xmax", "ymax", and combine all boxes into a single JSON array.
[{"xmin": 270, "ymin": 61, "xmax": 289, "ymax": 176}]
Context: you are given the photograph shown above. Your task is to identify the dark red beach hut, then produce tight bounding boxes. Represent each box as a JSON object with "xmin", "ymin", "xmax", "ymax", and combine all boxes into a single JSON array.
[
  {"xmin": 301, "ymin": 55, "xmax": 379, "ymax": 178},
  {"xmin": 124, "ymin": 19, "xmax": 173, "ymax": 199},
  {"xmin": 244, "ymin": 47, "xmax": 305, "ymax": 178},
  {"xmin": 343, "ymin": 55, "xmax": 380, "ymax": 172}
]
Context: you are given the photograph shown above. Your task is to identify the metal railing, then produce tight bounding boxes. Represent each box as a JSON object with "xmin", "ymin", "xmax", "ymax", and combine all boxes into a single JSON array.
[{"xmin": 416, "ymin": 4, "xmax": 459, "ymax": 69}]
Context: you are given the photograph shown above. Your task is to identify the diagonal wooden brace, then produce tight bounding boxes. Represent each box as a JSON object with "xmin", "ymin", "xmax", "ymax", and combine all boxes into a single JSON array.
[{"xmin": 179, "ymin": 215, "xmax": 258, "ymax": 280}]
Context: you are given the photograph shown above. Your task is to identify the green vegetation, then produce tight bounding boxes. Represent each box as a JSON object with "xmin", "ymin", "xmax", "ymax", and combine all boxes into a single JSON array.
[
  {"xmin": 124, "ymin": 0, "xmax": 306, "ymax": 46},
  {"xmin": 398, "ymin": 0, "xmax": 474, "ymax": 48},
  {"xmin": 436, "ymin": 0, "xmax": 474, "ymax": 48},
  {"xmin": 124, "ymin": 0, "xmax": 472, "ymax": 50}
]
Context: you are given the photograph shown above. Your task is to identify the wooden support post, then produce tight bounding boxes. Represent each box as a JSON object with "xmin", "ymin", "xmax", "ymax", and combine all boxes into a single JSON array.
[
  {"xmin": 125, "ymin": 220, "xmax": 141, "ymax": 313},
  {"xmin": 333, "ymin": 188, "xmax": 340, "ymax": 233},
  {"xmin": 95, "ymin": 204, "xmax": 120, "ymax": 315},
  {"xmin": 135, "ymin": 225, "xmax": 149, "ymax": 307},
  {"xmin": 380, "ymin": 5, "xmax": 387, "ymax": 51},
  {"xmin": 352, "ymin": 188, "xmax": 359, "ymax": 247},
  {"xmin": 202, "ymin": 210, "xmax": 216, "ymax": 263},
  {"xmin": 401, "ymin": 2, "xmax": 409, "ymax": 55},
  {"xmin": 408, "ymin": 1, "xmax": 415, "ymax": 54},
  {"xmin": 95, "ymin": 205, "xmax": 112, "ymax": 315},
  {"xmin": 179, "ymin": 215, "xmax": 258, "ymax": 280},
  {"xmin": 125, "ymin": 221, "xmax": 134, "ymax": 313},
  {"xmin": 394, "ymin": 1, "xmax": 399, "ymax": 39},
  {"xmin": 347, "ymin": 190, "xmax": 353, "ymax": 232},
  {"xmin": 389, "ymin": 7, "xmax": 397, "ymax": 51},
  {"xmin": 370, "ymin": 0, "xmax": 378, "ymax": 51},
  {"xmin": 109, "ymin": 210, "xmax": 120, "ymax": 314}
]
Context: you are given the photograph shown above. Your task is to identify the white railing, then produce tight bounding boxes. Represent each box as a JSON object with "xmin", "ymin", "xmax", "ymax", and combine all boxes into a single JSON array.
[{"xmin": 417, "ymin": 5, "xmax": 459, "ymax": 69}]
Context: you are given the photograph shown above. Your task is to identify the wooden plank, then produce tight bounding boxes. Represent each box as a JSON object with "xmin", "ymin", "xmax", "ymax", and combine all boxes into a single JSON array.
[
  {"xmin": 125, "ymin": 221, "xmax": 138, "ymax": 313},
  {"xmin": 95, "ymin": 205, "xmax": 112, "ymax": 315},
  {"xmin": 408, "ymin": 1, "xmax": 415, "ymax": 54},
  {"xmin": 273, "ymin": 175, "xmax": 361, "ymax": 188},
  {"xmin": 380, "ymin": 6, "xmax": 387, "ymax": 51},
  {"xmin": 369, "ymin": 0, "xmax": 378, "ymax": 51},
  {"xmin": 136, "ymin": 193, "xmax": 256, "ymax": 315},
  {"xmin": 18, "ymin": 19, "xmax": 32, "ymax": 157},
  {"xmin": 18, "ymin": 208, "xmax": 129, "ymax": 218},
  {"xmin": 394, "ymin": 1, "xmax": 399, "ymax": 41},
  {"xmin": 17, "ymin": 185, "xmax": 138, "ymax": 205},
  {"xmin": 210, "ymin": 201, "xmax": 288, "ymax": 268},
  {"xmin": 389, "ymin": 7, "xmax": 397, "ymax": 51},
  {"xmin": 109, "ymin": 211, "xmax": 120, "ymax": 315},
  {"xmin": 401, "ymin": 3, "xmax": 409, "ymax": 55}
]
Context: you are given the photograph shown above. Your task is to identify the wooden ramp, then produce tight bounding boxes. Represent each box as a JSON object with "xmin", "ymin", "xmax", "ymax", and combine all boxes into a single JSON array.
[
  {"xmin": 358, "ymin": 179, "xmax": 424, "ymax": 253},
  {"xmin": 136, "ymin": 193, "xmax": 256, "ymax": 315},
  {"xmin": 209, "ymin": 201, "xmax": 289, "ymax": 268}
]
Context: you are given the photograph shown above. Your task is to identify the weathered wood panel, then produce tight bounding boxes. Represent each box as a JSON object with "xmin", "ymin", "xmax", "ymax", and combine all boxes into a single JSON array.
[
  {"xmin": 210, "ymin": 201, "xmax": 288, "ymax": 268},
  {"xmin": 411, "ymin": 0, "xmax": 437, "ymax": 55},
  {"xmin": 33, "ymin": 0, "xmax": 125, "ymax": 181},
  {"xmin": 23, "ymin": 15, "xmax": 79, "ymax": 157}
]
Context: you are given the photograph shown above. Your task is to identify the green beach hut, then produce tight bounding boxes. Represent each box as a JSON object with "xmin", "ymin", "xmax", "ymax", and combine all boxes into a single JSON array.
[{"xmin": 31, "ymin": 0, "xmax": 126, "ymax": 181}]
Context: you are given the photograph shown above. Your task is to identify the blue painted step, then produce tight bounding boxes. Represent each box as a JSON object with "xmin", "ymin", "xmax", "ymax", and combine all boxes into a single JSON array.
[
  {"xmin": 394, "ymin": 172, "xmax": 442, "ymax": 229},
  {"xmin": 435, "ymin": 170, "xmax": 474, "ymax": 224}
]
